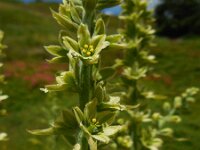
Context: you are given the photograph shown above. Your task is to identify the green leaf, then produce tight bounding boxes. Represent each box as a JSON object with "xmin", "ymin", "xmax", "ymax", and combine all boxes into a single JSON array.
[
  {"xmin": 28, "ymin": 128, "xmax": 54, "ymax": 136},
  {"xmin": 94, "ymin": 18, "xmax": 105, "ymax": 36},
  {"xmin": 63, "ymin": 36, "xmax": 79, "ymax": 52},
  {"xmin": 47, "ymin": 56, "xmax": 68, "ymax": 64},
  {"xmin": 59, "ymin": 4, "xmax": 71, "ymax": 18},
  {"xmin": 103, "ymin": 126, "xmax": 121, "ymax": 136},
  {"xmin": 45, "ymin": 45, "xmax": 67, "ymax": 56},
  {"xmin": 97, "ymin": 111, "xmax": 116, "ymax": 125},
  {"xmin": 92, "ymin": 134, "xmax": 110, "ymax": 143},
  {"xmin": 51, "ymin": 9, "xmax": 78, "ymax": 31},
  {"xmin": 73, "ymin": 143, "xmax": 81, "ymax": 150},
  {"xmin": 73, "ymin": 107, "xmax": 85, "ymax": 124},
  {"xmin": 98, "ymin": 97, "xmax": 126, "ymax": 111},
  {"xmin": 94, "ymin": 84, "xmax": 105, "ymax": 103},
  {"xmin": 75, "ymin": 6, "xmax": 85, "ymax": 19},
  {"xmin": 0, "ymin": 133, "xmax": 7, "ymax": 141},
  {"xmin": 106, "ymin": 34, "xmax": 122, "ymax": 43},
  {"xmin": 104, "ymin": 43, "xmax": 126, "ymax": 51},
  {"xmin": 88, "ymin": 137, "xmax": 97, "ymax": 150},
  {"xmin": 91, "ymin": 35, "xmax": 108, "ymax": 55},
  {"xmin": 78, "ymin": 24, "xmax": 90, "ymax": 47},
  {"xmin": 79, "ymin": 122, "xmax": 91, "ymax": 136},
  {"xmin": 69, "ymin": 1, "xmax": 82, "ymax": 24},
  {"xmin": 84, "ymin": 99, "xmax": 97, "ymax": 121},
  {"xmin": 62, "ymin": 109, "xmax": 78, "ymax": 128},
  {"xmin": 45, "ymin": 84, "xmax": 67, "ymax": 91}
]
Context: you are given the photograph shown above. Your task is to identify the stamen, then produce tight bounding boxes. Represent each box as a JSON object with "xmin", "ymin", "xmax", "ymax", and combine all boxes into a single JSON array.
[
  {"xmin": 92, "ymin": 118, "xmax": 97, "ymax": 123},
  {"xmin": 84, "ymin": 44, "xmax": 89, "ymax": 48},
  {"xmin": 87, "ymin": 51, "xmax": 91, "ymax": 56}
]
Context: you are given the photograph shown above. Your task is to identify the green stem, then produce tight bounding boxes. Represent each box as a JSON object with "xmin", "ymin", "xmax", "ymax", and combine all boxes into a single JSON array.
[
  {"xmin": 79, "ymin": 62, "xmax": 91, "ymax": 110},
  {"xmin": 77, "ymin": 131, "xmax": 89, "ymax": 150},
  {"xmin": 131, "ymin": 123, "xmax": 139, "ymax": 150},
  {"xmin": 130, "ymin": 80, "xmax": 140, "ymax": 150}
]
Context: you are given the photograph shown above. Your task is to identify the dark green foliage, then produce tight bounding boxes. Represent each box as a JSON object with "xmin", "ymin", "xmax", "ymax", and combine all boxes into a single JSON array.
[{"xmin": 155, "ymin": 0, "xmax": 200, "ymax": 37}]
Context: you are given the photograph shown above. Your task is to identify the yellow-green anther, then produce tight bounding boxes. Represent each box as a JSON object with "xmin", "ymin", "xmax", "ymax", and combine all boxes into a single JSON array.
[
  {"xmin": 87, "ymin": 51, "xmax": 91, "ymax": 56},
  {"xmin": 92, "ymin": 118, "xmax": 97, "ymax": 123},
  {"xmin": 84, "ymin": 44, "xmax": 89, "ymax": 48},
  {"xmin": 89, "ymin": 45, "xmax": 93, "ymax": 49},
  {"xmin": 90, "ymin": 48, "xmax": 94, "ymax": 52},
  {"xmin": 82, "ymin": 48, "xmax": 87, "ymax": 53}
]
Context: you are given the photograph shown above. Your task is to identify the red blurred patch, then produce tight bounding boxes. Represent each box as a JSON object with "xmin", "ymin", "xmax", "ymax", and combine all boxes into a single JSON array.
[{"xmin": 4, "ymin": 60, "xmax": 67, "ymax": 88}]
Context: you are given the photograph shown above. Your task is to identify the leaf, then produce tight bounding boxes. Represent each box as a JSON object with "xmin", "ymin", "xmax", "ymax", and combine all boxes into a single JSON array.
[
  {"xmin": 45, "ymin": 84, "xmax": 67, "ymax": 91},
  {"xmin": 59, "ymin": 4, "xmax": 71, "ymax": 18},
  {"xmin": 73, "ymin": 107, "xmax": 85, "ymax": 124},
  {"xmin": 63, "ymin": 36, "xmax": 79, "ymax": 52},
  {"xmin": 47, "ymin": 56, "xmax": 68, "ymax": 64},
  {"xmin": 97, "ymin": 111, "xmax": 116, "ymax": 125},
  {"xmin": 0, "ymin": 95, "xmax": 8, "ymax": 102},
  {"xmin": 79, "ymin": 122, "xmax": 91, "ymax": 136},
  {"xmin": 73, "ymin": 143, "xmax": 81, "ymax": 150},
  {"xmin": 98, "ymin": 101, "xmax": 126, "ymax": 111},
  {"xmin": 28, "ymin": 128, "xmax": 54, "ymax": 136},
  {"xmin": 51, "ymin": 9, "xmax": 78, "ymax": 30},
  {"xmin": 88, "ymin": 137, "xmax": 97, "ymax": 150},
  {"xmin": 106, "ymin": 34, "xmax": 122, "ymax": 43},
  {"xmin": 69, "ymin": 1, "xmax": 82, "ymax": 24},
  {"xmin": 103, "ymin": 126, "xmax": 121, "ymax": 136},
  {"xmin": 104, "ymin": 43, "xmax": 126, "ymax": 51},
  {"xmin": 84, "ymin": 99, "xmax": 97, "ymax": 121},
  {"xmin": 91, "ymin": 35, "xmax": 108, "ymax": 55},
  {"xmin": 0, "ymin": 133, "xmax": 8, "ymax": 141},
  {"xmin": 78, "ymin": 24, "xmax": 90, "ymax": 47},
  {"xmin": 94, "ymin": 18, "xmax": 105, "ymax": 36},
  {"xmin": 62, "ymin": 109, "xmax": 78, "ymax": 128},
  {"xmin": 94, "ymin": 84, "xmax": 104, "ymax": 103},
  {"xmin": 92, "ymin": 134, "xmax": 110, "ymax": 143},
  {"xmin": 159, "ymin": 128, "xmax": 173, "ymax": 137},
  {"xmin": 45, "ymin": 45, "xmax": 67, "ymax": 56}
]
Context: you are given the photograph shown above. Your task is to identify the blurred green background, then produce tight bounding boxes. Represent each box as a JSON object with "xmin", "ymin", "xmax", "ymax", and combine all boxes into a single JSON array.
[{"xmin": 0, "ymin": 0, "xmax": 200, "ymax": 150}]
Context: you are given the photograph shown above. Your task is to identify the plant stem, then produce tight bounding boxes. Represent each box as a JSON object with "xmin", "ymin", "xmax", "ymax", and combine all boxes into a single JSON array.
[
  {"xmin": 131, "ymin": 122, "xmax": 139, "ymax": 150},
  {"xmin": 77, "ymin": 130, "xmax": 89, "ymax": 150},
  {"xmin": 131, "ymin": 81, "xmax": 140, "ymax": 150},
  {"xmin": 79, "ymin": 62, "xmax": 91, "ymax": 110}
]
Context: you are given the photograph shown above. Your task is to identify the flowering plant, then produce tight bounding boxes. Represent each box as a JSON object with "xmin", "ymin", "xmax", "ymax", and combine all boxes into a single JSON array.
[
  {"xmin": 29, "ymin": 0, "xmax": 128, "ymax": 149},
  {"xmin": 28, "ymin": 0, "xmax": 199, "ymax": 150},
  {"xmin": 0, "ymin": 30, "xmax": 8, "ymax": 141}
]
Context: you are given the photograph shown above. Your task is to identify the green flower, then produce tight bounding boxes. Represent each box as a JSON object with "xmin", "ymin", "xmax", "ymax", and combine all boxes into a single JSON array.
[
  {"xmin": 63, "ymin": 23, "xmax": 110, "ymax": 64},
  {"xmin": 29, "ymin": 99, "xmax": 121, "ymax": 148}
]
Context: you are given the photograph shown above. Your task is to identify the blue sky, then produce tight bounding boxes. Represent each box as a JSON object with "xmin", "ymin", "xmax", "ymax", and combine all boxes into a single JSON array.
[{"xmin": 22, "ymin": 0, "xmax": 160, "ymax": 15}]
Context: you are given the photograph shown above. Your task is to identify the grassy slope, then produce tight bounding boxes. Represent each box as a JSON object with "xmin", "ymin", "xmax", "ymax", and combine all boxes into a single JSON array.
[
  {"xmin": 0, "ymin": 1, "xmax": 59, "ymax": 60},
  {"xmin": 152, "ymin": 38, "xmax": 200, "ymax": 150},
  {"xmin": 0, "ymin": 1, "xmax": 200, "ymax": 150}
]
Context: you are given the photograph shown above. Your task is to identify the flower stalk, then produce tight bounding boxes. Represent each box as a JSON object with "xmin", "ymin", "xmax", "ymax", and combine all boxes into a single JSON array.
[
  {"xmin": 29, "ymin": 0, "xmax": 124, "ymax": 149},
  {"xmin": 0, "ymin": 30, "xmax": 8, "ymax": 141}
]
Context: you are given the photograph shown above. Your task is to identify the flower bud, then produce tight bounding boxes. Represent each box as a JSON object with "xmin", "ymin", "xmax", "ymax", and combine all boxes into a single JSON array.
[
  {"xmin": 169, "ymin": 116, "xmax": 181, "ymax": 123},
  {"xmin": 174, "ymin": 96, "xmax": 182, "ymax": 108},
  {"xmin": 163, "ymin": 102, "xmax": 171, "ymax": 112},
  {"xmin": 152, "ymin": 112, "xmax": 161, "ymax": 121}
]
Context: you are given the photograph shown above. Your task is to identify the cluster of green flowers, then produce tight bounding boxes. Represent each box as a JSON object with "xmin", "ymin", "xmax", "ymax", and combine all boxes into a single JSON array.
[
  {"xmin": 29, "ymin": 0, "xmax": 199, "ymax": 150},
  {"xmin": 30, "ymin": 0, "xmax": 127, "ymax": 149},
  {"xmin": 111, "ymin": 0, "xmax": 200, "ymax": 150},
  {"xmin": 0, "ymin": 30, "xmax": 8, "ymax": 141}
]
